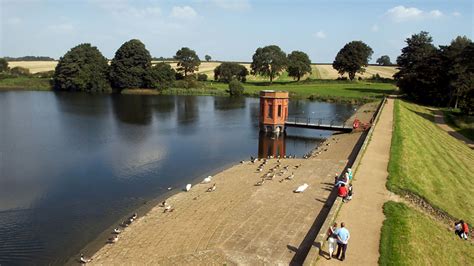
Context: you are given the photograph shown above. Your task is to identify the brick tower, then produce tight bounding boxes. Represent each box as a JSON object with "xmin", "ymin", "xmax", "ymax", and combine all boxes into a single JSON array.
[{"xmin": 259, "ymin": 90, "xmax": 289, "ymax": 133}]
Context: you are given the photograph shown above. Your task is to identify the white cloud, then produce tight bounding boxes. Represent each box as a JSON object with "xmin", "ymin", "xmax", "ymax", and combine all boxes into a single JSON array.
[
  {"xmin": 47, "ymin": 23, "xmax": 74, "ymax": 33},
  {"xmin": 89, "ymin": 0, "xmax": 161, "ymax": 17},
  {"xmin": 429, "ymin": 10, "xmax": 443, "ymax": 18},
  {"xmin": 170, "ymin": 6, "xmax": 198, "ymax": 20},
  {"xmin": 314, "ymin": 31, "xmax": 326, "ymax": 39},
  {"xmin": 371, "ymin": 24, "xmax": 379, "ymax": 32},
  {"xmin": 212, "ymin": 0, "xmax": 250, "ymax": 11},
  {"xmin": 386, "ymin": 6, "xmax": 443, "ymax": 22},
  {"xmin": 452, "ymin": 11, "xmax": 461, "ymax": 17}
]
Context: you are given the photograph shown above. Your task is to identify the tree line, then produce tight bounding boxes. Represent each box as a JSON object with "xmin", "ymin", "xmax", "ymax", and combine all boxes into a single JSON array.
[{"xmin": 395, "ymin": 31, "xmax": 473, "ymax": 114}]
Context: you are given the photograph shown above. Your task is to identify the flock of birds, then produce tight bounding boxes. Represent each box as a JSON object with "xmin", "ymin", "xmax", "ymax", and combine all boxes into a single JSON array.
[
  {"xmin": 248, "ymin": 157, "xmax": 308, "ymax": 193},
  {"xmin": 78, "ymin": 154, "xmax": 319, "ymax": 264}
]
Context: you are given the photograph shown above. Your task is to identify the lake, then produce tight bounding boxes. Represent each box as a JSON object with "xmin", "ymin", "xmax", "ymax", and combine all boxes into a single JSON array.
[{"xmin": 0, "ymin": 91, "xmax": 355, "ymax": 265}]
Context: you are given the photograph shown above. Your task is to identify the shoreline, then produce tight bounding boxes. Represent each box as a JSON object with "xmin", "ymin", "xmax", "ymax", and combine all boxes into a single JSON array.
[{"xmin": 74, "ymin": 101, "xmax": 378, "ymax": 264}]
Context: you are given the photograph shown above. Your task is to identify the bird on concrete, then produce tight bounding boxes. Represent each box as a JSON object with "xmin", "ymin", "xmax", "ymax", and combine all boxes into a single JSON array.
[
  {"xmin": 185, "ymin": 184, "xmax": 192, "ymax": 192},
  {"xmin": 202, "ymin": 176, "xmax": 212, "ymax": 183},
  {"xmin": 79, "ymin": 253, "xmax": 92, "ymax": 263},
  {"xmin": 108, "ymin": 235, "xmax": 119, "ymax": 244},
  {"xmin": 207, "ymin": 183, "xmax": 216, "ymax": 192},
  {"xmin": 113, "ymin": 228, "xmax": 121, "ymax": 234},
  {"xmin": 255, "ymin": 179, "xmax": 265, "ymax": 186},
  {"xmin": 286, "ymin": 172, "xmax": 295, "ymax": 180}
]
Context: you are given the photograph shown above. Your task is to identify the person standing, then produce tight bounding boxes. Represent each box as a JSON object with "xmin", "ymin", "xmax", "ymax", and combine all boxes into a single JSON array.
[
  {"xmin": 335, "ymin": 222, "xmax": 350, "ymax": 261},
  {"xmin": 326, "ymin": 222, "xmax": 338, "ymax": 259}
]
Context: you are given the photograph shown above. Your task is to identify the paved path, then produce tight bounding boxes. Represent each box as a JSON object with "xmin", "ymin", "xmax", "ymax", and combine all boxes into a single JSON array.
[
  {"xmin": 317, "ymin": 98, "xmax": 394, "ymax": 265},
  {"xmin": 432, "ymin": 109, "xmax": 474, "ymax": 149}
]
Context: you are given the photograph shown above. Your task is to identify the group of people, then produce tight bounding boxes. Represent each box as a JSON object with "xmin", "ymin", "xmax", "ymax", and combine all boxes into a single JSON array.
[
  {"xmin": 454, "ymin": 220, "xmax": 469, "ymax": 240},
  {"xmin": 335, "ymin": 168, "xmax": 353, "ymax": 202},
  {"xmin": 326, "ymin": 222, "xmax": 350, "ymax": 261}
]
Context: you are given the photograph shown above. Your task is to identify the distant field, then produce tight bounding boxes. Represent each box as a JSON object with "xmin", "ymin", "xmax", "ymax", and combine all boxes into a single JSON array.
[{"xmin": 9, "ymin": 61, "xmax": 398, "ymax": 79}]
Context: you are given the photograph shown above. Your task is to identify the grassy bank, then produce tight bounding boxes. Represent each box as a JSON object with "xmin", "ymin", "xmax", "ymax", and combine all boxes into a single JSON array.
[
  {"xmin": 442, "ymin": 109, "xmax": 474, "ymax": 141},
  {"xmin": 207, "ymin": 80, "xmax": 396, "ymax": 102},
  {"xmin": 0, "ymin": 76, "xmax": 52, "ymax": 91},
  {"xmin": 388, "ymin": 100, "xmax": 474, "ymax": 221},
  {"xmin": 379, "ymin": 201, "xmax": 473, "ymax": 265}
]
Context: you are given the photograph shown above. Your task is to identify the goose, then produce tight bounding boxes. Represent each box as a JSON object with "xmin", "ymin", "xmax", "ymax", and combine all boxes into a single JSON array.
[
  {"xmin": 283, "ymin": 165, "xmax": 289, "ymax": 170},
  {"xmin": 202, "ymin": 176, "xmax": 212, "ymax": 183},
  {"xmin": 240, "ymin": 160, "xmax": 245, "ymax": 164},
  {"xmin": 266, "ymin": 174, "xmax": 275, "ymax": 180},
  {"xmin": 108, "ymin": 235, "xmax": 119, "ymax": 243},
  {"xmin": 113, "ymin": 228, "xmax": 121, "ymax": 234},
  {"xmin": 207, "ymin": 183, "xmax": 216, "ymax": 192},
  {"xmin": 294, "ymin": 183, "xmax": 309, "ymax": 193},
  {"xmin": 255, "ymin": 179, "xmax": 265, "ymax": 186},
  {"xmin": 160, "ymin": 200, "xmax": 167, "ymax": 207},
  {"xmin": 167, "ymin": 187, "xmax": 172, "ymax": 191},
  {"xmin": 257, "ymin": 168, "xmax": 263, "ymax": 172},
  {"xmin": 80, "ymin": 253, "xmax": 92, "ymax": 263},
  {"xmin": 250, "ymin": 156, "xmax": 255, "ymax": 161},
  {"xmin": 294, "ymin": 164, "xmax": 301, "ymax": 169},
  {"xmin": 286, "ymin": 172, "xmax": 295, "ymax": 180},
  {"xmin": 131, "ymin": 213, "xmax": 137, "ymax": 220},
  {"xmin": 163, "ymin": 205, "xmax": 174, "ymax": 212}
]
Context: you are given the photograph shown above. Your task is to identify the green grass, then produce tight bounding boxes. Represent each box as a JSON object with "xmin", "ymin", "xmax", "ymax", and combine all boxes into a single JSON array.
[
  {"xmin": 442, "ymin": 109, "xmax": 474, "ymax": 141},
  {"xmin": 207, "ymin": 80, "xmax": 396, "ymax": 103},
  {"xmin": 0, "ymin": 76, "xmax": 52, "ymax": 91},
  {"xmin": 380, "ymin": 201, "xmax": 474, "ymax": 265},
  {"xmin": 388, "ymin": 100, "xmax": 474, "ymax": 221}
]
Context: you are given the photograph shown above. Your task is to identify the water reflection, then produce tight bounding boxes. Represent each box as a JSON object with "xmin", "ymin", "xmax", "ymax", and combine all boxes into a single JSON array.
[
  {"xmin": 258, "ymin": 132, "xmax": 286, "ymax": 158},
  {"xmin": 214, "ymin": 96, "xmax": 246, "ymax": 110},
  {"xmin": 111, "ymin": 94, "xmax": 153, "ymax": 125}
]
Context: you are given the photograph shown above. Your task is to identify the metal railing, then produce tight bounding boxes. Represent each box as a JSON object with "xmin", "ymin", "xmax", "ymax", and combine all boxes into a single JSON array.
[{"xmin": 286, "ymin": 116, "xmax": 348, "ymax": 128}]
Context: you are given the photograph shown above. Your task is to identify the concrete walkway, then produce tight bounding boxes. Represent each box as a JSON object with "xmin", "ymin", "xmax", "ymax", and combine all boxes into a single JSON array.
[
  {"xmin": 317, "ymin": 98, "xmax": 394, "ymax": 265},
  {"xmin": 432, "ymin": 109, "xmax": 474, "ymax": 149}
]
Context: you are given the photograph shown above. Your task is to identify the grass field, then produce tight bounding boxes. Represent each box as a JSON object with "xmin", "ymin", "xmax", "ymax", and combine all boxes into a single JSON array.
[
  {"xmin": 208, "ymin": 80, "xmax": 396, "ymax": 102},
  {"xmin": 388, "ymin": 100, "xmax": 474, "ymax": 221},
  {"xmin": 442, "ymin": 109, "xmax": 474, "ymax": 141},
  {"xmin": 9, "ymin": 60, "xmax": 398, "ymax": 79},
  {"xmin": 0, "ymin": 76, "xmax": 51, "ymax": 91},
  {"xmin": 379, "ymin": 201, "xmax": 474, "ymax": 265}
]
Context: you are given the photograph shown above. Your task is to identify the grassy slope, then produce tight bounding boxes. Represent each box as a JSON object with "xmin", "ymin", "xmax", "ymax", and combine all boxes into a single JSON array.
[
  {"xmin": 388, "ymin": 100, "xmax": 474, "ymax": 221},
  {"xmin": 380, "ymin": 201, "xmax": 474, "ymax": 266},
  {"xmin": 0, "ymin": 77, "xmax": 51, "ymax": 91},
  {"xmin": 442, "ymin": 109, "xmax": 474, "ymax": 141}
]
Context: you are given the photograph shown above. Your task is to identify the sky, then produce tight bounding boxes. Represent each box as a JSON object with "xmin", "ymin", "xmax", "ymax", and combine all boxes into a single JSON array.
[{"xmin": 1, "ymin": 0, "xmax": 473, "ymax": 63}]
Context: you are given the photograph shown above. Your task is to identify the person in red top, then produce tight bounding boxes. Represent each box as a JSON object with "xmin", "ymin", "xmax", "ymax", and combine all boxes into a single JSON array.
[
  {"xmin": 462, "ymin": 221, "xmax": 469, "ymax": 240},
  {"xmin": 338, "ymin": 183, "xmax": 348, "ymax": 198}
]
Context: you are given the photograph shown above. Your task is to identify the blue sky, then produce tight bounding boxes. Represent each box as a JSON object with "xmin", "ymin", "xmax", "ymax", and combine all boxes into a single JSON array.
[{"xmin": 1, "ymin": 0, "xmax": 473, "ymax": 62}]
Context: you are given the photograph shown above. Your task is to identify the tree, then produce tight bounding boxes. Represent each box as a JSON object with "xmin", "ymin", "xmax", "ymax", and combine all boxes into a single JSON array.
[
  {"xmin": 441, "ymin": 36, "xmax": 473, "ymax": 109},
  {"xmin": 110, "ymin": 39, "xmax": 152, "ymax": 90},
  {"xmin": 250, "ymin": 45, "xmax": 287, "ymax": 83},
  {"xmin": 197, "ymin": 73, "xmax": 208, "ymax": 81},
  {"xmin": 174, "ymin": 47, "xmax": 200, "ymax": 77},
  {"xmin": 452, "ymin": 42, "xmax": 474, "ymax": 114},
  {"xmin": 53, "ymin": 43, "xmax": 111, "ymax": 92},
  {"xmin": 333, "ymin": 41, "xmax": 373, "ymax": 80},
  {"xmin": 10, "ymin": 66, "xmax": 30, "ymax": 76},
  {"xmin": 376, "ymin": 55, "xmax": 392, "ymax": 66},
  {"xmin": 0, "ymin": 58, "xmax": 9, "ymax": 72},
  {"xmin": 287, "ymin": 50, "xmax": 312, "ymax": 81},
  {"xmin": 205, "ymin": 55, "xmax": 211, "ymax": 62},
  {"xmin": 228, "ymin": 79, "xmax": 244, "ymax": 96},
  {"xmin": 394, "ymin": 31, "xmax": 448, "ymax": 105},
  {"xmin": 146, "ymin": 62, "xmax": 176, "ymax": 89},
  {"xmin": 214, "ymin": 62, "xmax": 249, "ymax": 82}
]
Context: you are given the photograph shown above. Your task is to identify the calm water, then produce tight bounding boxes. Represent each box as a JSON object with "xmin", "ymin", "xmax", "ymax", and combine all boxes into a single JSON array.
[{"xmin": 0, "ymin": 91, "xmax": 355, "ymax": 265}]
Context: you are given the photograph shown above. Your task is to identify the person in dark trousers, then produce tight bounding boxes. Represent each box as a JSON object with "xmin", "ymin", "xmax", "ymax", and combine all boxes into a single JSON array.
[{"xmin": 335, "ymin": 222, "xmax": 350, "ymax": 261}]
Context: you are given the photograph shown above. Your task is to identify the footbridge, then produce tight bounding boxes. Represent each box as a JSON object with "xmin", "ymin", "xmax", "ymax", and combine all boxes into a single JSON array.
[{"xmin": 285, "ymin": 117, "xmax": 353, "ymax": 133}]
